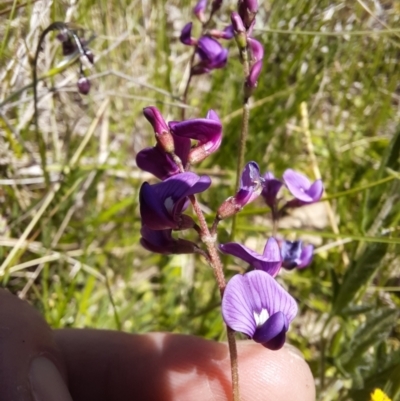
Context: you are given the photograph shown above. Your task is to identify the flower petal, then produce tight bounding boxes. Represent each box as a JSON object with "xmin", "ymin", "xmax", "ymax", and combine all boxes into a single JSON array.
[
  {"xmin": 298, "ymin": 244, "xmax": 314, "ymax": 269},
  {"xmin": 253, "ymin": 311, "xmax": 287, "ymax": 344},
  {"xmin": 136, "ymin": 146, "xmax": 179, "ymax": 180},
  {"xmin": 308, "ymin": 179, "xmax": 324, "ymax": 202},
  {"xmin": 139, "ymin": 183, "xmax": 176, "ymax": 229},
  {"xmin": 222, "ymin": 271, "xmax": 297, "ymax": 339},
  {"xmin": 283, "ymin": 169, "xmax": 313, "ymax": 202}
]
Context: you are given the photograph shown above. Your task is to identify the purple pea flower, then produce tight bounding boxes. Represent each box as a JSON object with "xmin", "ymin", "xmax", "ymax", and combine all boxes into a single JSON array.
[
  {"xmin": 261, "ymin": 172, "xmax": 283, "ymax": 209},
  {"xmin": 283, "ymin": 169, "xmax": 324, "ymax": 206},
  {"xmin": 248, "ymin": 37, "xmax": 264, "ymax": 62},
  {"xmin": 169, "ymin": 110, "xmax": 222, "ymax": 164},
  {"xmin": 139, "ymin": 172, "xmax": 211, "ymax": 230},
  {"xmin": 281, "ymin": 240, "xmax": 313, "ymax": 270},
  {"xmin": 180, "ymin": 22, "xmax": 197, "ymax": 46},
  {"xmin": 217, "ymin": 162, "xmax": 262, "ymax": 219},
  {"xmin": 192, "ymin": 36, "xmax": 228, "ymax": 75},
  {"xmin": 136, "ymin": 107, "xmax": 191, "ymax": 180},
  {"xmin": 140, "ymin": 226, "xmax": 198, "ymax": 255},
  {"xmin": 220, "ymin": 237, "xmax": 282, "ymax": 276},
  {"xmin": 222, "ymin": 270, "xmax": 297, "ymax": 350}
]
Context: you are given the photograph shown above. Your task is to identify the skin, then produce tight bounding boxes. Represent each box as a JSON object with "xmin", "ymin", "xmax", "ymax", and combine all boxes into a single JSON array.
[{"xmin": 0, "ymin": 289, "xmax": 315, "ymax": 401}]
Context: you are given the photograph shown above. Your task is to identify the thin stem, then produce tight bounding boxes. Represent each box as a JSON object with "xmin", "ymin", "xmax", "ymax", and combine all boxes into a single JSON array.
[
  {"xmin": 230, "ymin": 40, "xmax": 251, "ymax": 241},
  {"xmin": 227, "ymin": 326, "xmax": 240, "ymax": 401},
  {"xmin": 181, "ymin": 66, "xmax": 194, "ymax": 120},
  {"xmin": 189, "ymin": 194, "xmax": 240, "ymax": 400}
]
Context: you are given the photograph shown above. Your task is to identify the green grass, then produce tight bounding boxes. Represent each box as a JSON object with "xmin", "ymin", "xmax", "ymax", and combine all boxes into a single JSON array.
[{"xmin": 1, "ymin": 0, "xmax": 400, "ymax": 400}]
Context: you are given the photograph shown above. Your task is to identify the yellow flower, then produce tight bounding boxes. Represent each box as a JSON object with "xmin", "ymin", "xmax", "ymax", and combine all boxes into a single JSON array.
[{"xmin": 370, "ymin": 388, "xmax": 392, "ymax": 401}]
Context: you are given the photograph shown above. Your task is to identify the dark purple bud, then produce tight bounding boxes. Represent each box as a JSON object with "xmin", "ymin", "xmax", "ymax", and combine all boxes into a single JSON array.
[
  {"xmin": 222, "ymin": 270, "xmax": 297, "ymax": 350},
  {"xmin": 169, "ymin": 110, "xmax": 222, "ymax": 164},
  {"xmin": 220, "ymin": 237, "xmax": 282, "ymax": 276},
  {"xmin": 193, "ymin": 0, "xmax": 207, "ymax": 22},
  {"xmin": 139, "ymin": 172, "xmax": 211, "ymax": 230},
  {"xmin": 281, "ymin": 240, "xmax": 314, "ymax": 270},
  {"xmin": 248, "ymin": 37, "xmax": 264, "ymax": 62},
  {"xmin": 238, "ymin": 0, "xmax": 258, "ymax": 29},
  {"xmin": 217, "ymin": 162, "xmax": 262, "ymax": 219},
  {"xmin": 180, "ymin": 22, "xmax": 197, "ymax": 46},
  {"xmin": 261, "ymin": 172, "xmax": 283, "ymax": 208},
  {"xmin": 283, "ymin": 169, "xmax": 324, "ymax": 206},
  {"xmin": 77, "ymin": 76, "xmax": 91, "ymax": 95},
  {"xmin": 140, "ymin": 226, "xmax": 198, "ymax": 254}
]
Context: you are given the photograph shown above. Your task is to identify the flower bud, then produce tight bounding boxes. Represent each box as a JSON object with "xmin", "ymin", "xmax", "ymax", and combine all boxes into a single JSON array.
[
  {"xmin": 245, "ymin": 60, "xmax": 263, "ymax": 98},
  {"xmin": 231, "ymin": 12, "xmax": 247, "ymax": 50},
  {"xmin": 77, "ymin": 76, "xmax": 91, "ymax": 95},
  {"xmin": 238, "ymin": 0, "xmax": 258, "ymax": 29}
]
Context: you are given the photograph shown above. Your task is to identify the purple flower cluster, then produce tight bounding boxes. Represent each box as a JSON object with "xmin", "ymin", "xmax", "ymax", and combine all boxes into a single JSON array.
[
  {"xmin": 218, "ymin": 162, "xmax": 323, "ymax": 349},
  {"xmin": 136, "ymin": 107, "xmax": 222, "ymax": 254},
  {"xmin": 218, "ymin": 161, "xmax": 323, "ymax": 219},
  {"xmin": 180, "ymin": 0, "xmax": 233, "ymax": 75}
]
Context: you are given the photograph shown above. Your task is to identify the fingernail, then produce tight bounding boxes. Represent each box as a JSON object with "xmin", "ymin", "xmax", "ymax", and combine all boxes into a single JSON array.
[{"xmin": 29, "ymin": 357, "xmax": 73, "ymax": 401}]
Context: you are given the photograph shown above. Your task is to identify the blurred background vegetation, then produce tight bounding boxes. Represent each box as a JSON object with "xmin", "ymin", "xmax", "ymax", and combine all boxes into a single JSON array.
[{"xmin": 1, "ymin": 0, "xmax": 400, "ymax": 400}]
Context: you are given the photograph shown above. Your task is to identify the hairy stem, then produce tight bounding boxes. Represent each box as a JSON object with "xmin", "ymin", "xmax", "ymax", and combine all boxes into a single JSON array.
[{"xmin": 189, "ymin": 195, "xmax": 240, "ymax": 400}]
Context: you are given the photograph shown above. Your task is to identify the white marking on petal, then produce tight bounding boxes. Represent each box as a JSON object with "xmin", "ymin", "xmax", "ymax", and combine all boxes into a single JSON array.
[
  {"xmin": 164, "ymin": 197, "xmax": 174, "ymax": 212},
  {"xmin": 253, "ymin": 308, "xmax": 269, "ymax": 327}
]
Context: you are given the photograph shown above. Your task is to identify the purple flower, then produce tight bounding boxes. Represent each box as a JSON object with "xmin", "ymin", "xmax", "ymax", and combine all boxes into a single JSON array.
[
  {"xmin": 139, "ymin": 172, "xmax": 211, "ymax": 230},
  {"xmin": 140, "ymin": 226, "xmax": 198, "ymax": 254},
  {"xmin": 192, "ymin": 36, "xmax": 228, "ymax": 75},
  {"xmin": 283, "ymin": 169, "xmax": 324, "ymax": 205},
  {"xmin": 180, "ymin": 22, "xmax": 197, "ymax": 46},
  {"xmin": 193, "ymin": 0, "xmax": 207, "ymax": 21},
  {"xmin": 217, "ymin": 162, "xmax": 262, "ymax": 219},
  {"xmin": 248, "ymin": 38, "xmax": 264, "ymax": 62},
  {"xmin": 136, "ymin": 107, "xmax": 191, "ymax": 180},
  {"xmin": 281, "ymin": 240, "xmax": 313, "ymax": 270},
  {"xmin": 222, "ymin": 270, "xmax": 297, "ymax": 350},
  {"xmin": 261, "ymin": 172, "xmax": 283, "ymax": 208},
  {"xmin": 169, "ymin": 110, "xmax": 222, "ymax": 164},
  {"xmin": 220, "ymin": 237, "xmax": 282, "ymax": 276}
]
